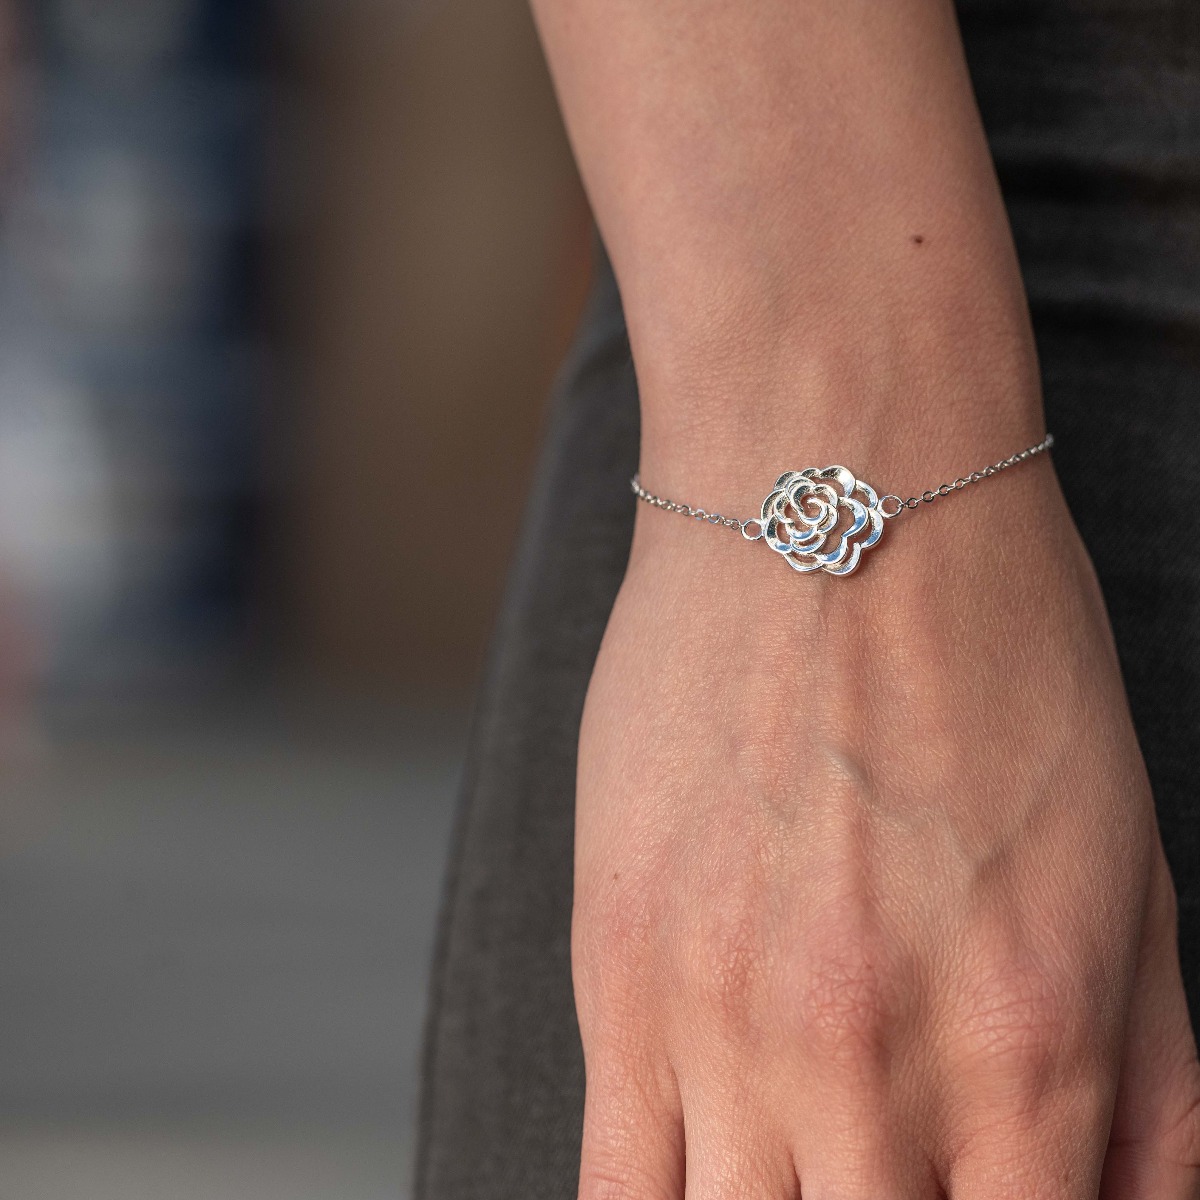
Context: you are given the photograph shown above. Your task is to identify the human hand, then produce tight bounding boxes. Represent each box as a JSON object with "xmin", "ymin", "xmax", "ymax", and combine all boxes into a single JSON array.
[{"xmin": 573, "ymin": 460, "xmax": 1199, "ymax": 1198}]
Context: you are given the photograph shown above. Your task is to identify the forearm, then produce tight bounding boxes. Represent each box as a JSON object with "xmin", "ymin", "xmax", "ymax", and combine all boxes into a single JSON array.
[{"xmin": 531, "ymin": 0, "xmax": 1043, "ymax": 498}]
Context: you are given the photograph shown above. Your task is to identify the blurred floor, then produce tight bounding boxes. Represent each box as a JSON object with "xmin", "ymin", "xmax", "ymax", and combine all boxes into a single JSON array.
[{"xmin": 0, "ymin": 693, "xmax": 464, "ymax": 1199}]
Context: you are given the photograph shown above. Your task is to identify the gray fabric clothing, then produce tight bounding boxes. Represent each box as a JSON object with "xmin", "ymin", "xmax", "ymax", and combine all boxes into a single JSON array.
[{"xmin": 416, "ymin": 4, "xmax": 1200, "ymax": 1196}]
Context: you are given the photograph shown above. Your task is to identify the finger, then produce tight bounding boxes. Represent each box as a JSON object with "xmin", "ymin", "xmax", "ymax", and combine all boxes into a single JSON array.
[
  {"xmin": 797, "ymin": 1137, "xmax": 942, "ymax": 1199},
  {"xmin": 1100, "ymin": 853, "xmax": 1200, "ymax": 1199},
  {"xmin": 936, "ymin": 917, "xmax": 1130, "ymax": 1200},
  {"xmin": 941, "ymin": 991, "xmax": 1118, "ymax": 1197},
  {"xmin": 793, "ymin": 1089, "xmax": 942, "ymax": 1200},
  {"xmin": 945, "ymin": 1053, "xmax": 1116, "ymax": 1200},
  {"xmin": 771, "ymin": 904, "xmax": 940, "ymax": 1198},
  {"xmin": 948, "ymin": 1100, "xmax": 1113, "ymax": 1199},
  {"xmin": 577, "ymin": 1040, "xmax": 685, "ymax": 1200},
  {"xmin": 678, "ymin": 1084, "xmax": 799, "ymax": 1200}
]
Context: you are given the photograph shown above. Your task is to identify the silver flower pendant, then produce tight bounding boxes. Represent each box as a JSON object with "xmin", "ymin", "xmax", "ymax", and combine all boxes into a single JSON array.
[{"xmin": 742, "ymin": 466, "xmax": 887, "ymax": 577}]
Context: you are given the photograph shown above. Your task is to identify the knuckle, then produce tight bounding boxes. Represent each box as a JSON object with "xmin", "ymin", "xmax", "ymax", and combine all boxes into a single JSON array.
[
  {"xmin": 788, "ymin": 925, "xmax": 909, "ymax": 1070},
  {"xmin": 572, "ymin": 877, "xmax": 659, "ymax": 1025},
  {"xmin": 953, "ymin": 954, "xmax": 1091, "ymax": 1104},
  {"xmin": 686, "ymin": 895, "xmax": 766, "ymax": 1033},
  {"xmin": 574, "ymin": 867, "xmax": 658, "ymax": 962}
]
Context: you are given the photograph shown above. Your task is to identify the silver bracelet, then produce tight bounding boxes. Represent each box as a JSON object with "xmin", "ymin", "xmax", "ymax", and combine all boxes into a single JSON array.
[{"xmin": 630, "ymin": 433, "xmax": 1054, "ymax": 577}]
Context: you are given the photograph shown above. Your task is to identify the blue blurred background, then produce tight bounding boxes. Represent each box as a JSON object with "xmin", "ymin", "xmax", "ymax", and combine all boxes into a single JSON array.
[{"xmin": 0, "ymin": 1, "xmax": 588, "ymax": 1194}]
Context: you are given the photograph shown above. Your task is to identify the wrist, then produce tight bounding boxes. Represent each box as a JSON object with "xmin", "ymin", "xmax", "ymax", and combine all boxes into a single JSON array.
[
  {"xmin": 628, "ymin": 421, "xmax": 1069, "ymax": 604},
  {"xmin": 626, "ymin": 241, "xmax": 1045, "ymax": 506},
  {"xmin": 615, "ymin": 163, "xmax": 1054, "ymax": 561}
]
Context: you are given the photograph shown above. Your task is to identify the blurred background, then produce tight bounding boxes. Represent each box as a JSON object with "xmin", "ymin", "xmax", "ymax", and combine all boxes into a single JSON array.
[{"xmin": 0, "ymin": 0, "xmax": 589, "ymax": 1195}]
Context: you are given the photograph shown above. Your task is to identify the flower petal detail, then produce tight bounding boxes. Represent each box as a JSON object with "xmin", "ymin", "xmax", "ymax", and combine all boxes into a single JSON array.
[
  {"xmin": 789, "ymin": 525, "xmax": 825, "ymax": 551},
  {"xmin": 860, "ymin": 506, "xmax": 884, "ymax": 549},
  {"xmin": 758, "ymin": 466, "xmax": 888, "ymax": 576},
  {"xmin": 784, "ymin": 551, "xmax": 826, "ymax": 572},
  {"xmin": 761, "ymin": 489, "xmax": 788, "ymax": 522},
  {"xmin": 822, "ymin": 543, "xmax": 863, "ymax": 575},
  {"xmin": 811, "ymin": 536, "xmax": 851, "ymax": 567},
  {"xmin": 817, "ymin": 465, "xmax": 856, "ymax": 497},
  {"xmin": 854, "ymin": 479, "xmax": 880, "ymax": 509},
  {"xmin": 764, "ymin": 514, "xmax": 794, "ymax": 554},
  {"xmin": 841, "ymin": 497, "xmax": 869, "ymax": 539}
]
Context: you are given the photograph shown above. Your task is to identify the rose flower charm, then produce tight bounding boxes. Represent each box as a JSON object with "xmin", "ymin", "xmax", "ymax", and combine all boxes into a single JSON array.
[
  {"xmin": 747, "ymin": 466, "xmax": 887, "ymax": 576},
  {"xmin": 633, "ymin": 436, "xmax": 1052, "ymax": 576}
]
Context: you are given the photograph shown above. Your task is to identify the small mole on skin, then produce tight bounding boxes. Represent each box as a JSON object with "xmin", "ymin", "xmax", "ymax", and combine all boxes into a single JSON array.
[{"xmin": 912, "ymin": 234, "xmax": 925, "ymax": 245}]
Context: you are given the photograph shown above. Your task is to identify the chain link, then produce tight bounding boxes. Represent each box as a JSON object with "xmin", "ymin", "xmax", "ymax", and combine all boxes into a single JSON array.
[
  {"xmin": 628, "ymin": 476, "xmax": 746, "ymax": 530},
  {"xmin": 884, "ymin": 432, "xmax": 1054, "ymax": 513},
  {"xmin": 630, "ymin": 433, "xmax": 1054, "ymax": 529}
]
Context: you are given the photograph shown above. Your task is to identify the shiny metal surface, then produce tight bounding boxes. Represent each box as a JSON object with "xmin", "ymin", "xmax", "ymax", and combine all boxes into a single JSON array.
[
  {"xmin": 630, "ymin": 433, "xmax": 1053, "ymax": 577},
  {"xmin": 753, "ymin": 466, "xmax": 886, "ymax": 576}
]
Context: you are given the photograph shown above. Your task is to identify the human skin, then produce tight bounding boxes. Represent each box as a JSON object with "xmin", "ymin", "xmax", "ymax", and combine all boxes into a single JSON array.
[{"xmin": 530, "ymin": 0, "xmax": 1200, "ymax": 1196}]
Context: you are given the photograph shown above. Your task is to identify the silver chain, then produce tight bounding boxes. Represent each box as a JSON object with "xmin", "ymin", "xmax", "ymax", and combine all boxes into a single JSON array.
[
  {"xmin": 885, "ymin": 431, "xmax": 1055, "ymax": 513},
  {"xmin": 630, "ymin": 433, "xmax": 1054, "ymax": 533},
  {"xmin": 628, "ymin": 476, "xmax": 747, "ymax": 530}
]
